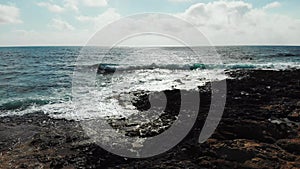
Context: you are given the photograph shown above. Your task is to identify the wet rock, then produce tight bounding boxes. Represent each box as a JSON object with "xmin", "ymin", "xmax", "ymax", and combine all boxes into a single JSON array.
[
  {"xmin": 277, "ymin": 138, "xmax": 300, "ymax": 155},
  {"xmin": 213, "ymin": 119, "xmax": 296, "ymax": 143},
  {"xmin": 287, "ymin": 109, "xmax": 300, "ymax": 122},
  {"xmin": 0, "ymin": 70, "xmax": 300, "ymax": 168}
]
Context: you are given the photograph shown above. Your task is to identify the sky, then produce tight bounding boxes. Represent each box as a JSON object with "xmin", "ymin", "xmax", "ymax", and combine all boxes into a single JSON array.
[{"xmin": 0, "ymin": 0, "xmax": 300, "ymax": 46}]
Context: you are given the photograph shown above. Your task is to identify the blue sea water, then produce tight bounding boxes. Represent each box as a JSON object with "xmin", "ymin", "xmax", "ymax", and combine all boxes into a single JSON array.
[{"xmin": 0, "ymin": 46, "xmax": 299, "ymax": 119}]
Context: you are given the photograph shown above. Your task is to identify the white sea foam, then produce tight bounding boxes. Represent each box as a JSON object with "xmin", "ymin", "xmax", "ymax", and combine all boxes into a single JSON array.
[
  {"xmin": 1, "ymin": 46, "xmax": 299, "ymax": 120},
  {"xmin": 0, "ymin": 68, "xmax": 227, "ymax": 120}
]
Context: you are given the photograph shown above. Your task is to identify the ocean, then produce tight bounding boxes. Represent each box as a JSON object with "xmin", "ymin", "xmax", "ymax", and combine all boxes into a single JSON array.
[{"xmin": 0, "ymin": 46, "xmax": 299, "ymax": 120}]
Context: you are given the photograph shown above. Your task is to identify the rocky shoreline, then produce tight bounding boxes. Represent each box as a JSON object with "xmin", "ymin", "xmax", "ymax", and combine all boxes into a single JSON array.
[{"xmin": 1, "ymin": 69, "xmax": 300, "ymax": 168}]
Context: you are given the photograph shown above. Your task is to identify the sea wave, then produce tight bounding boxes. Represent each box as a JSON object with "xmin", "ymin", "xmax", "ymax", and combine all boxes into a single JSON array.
[
  {"xmin": 0, "ymin": 99, "xmax": 50, "ymax": 111},
  {"xmin": 94, "ymin": 62, "xmax": 300, "ymax": 74},
  {"xmin": 267, "ymin": 53, "xmax": 299, "ymax": 58},
  {"xmin": 1, "ymin": 62, "xmax": 299, "ymax": 120}
]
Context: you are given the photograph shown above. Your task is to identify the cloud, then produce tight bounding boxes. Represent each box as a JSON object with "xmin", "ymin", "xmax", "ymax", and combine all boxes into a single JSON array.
[
  {"xmin": 77, "ymin": 8, "xmax": 120, "ymax": 29},
  {"xmin": 37, "ymin": 2, "xmax": 65, "ymax": 13},
  {"xmin": 64, "ymin": 0, "xmax": 79, "ymax": 12},
  {"xmin": 176, "ymin": 0, "xmax": 300, "ymax": 45},
  {"xmin": 263, "ymin": 1, "xmax": 281, "ymax": 10},
  {"xmin": 82, "ymin": 0, "xmax": 108, "ymax": 7},
  {"xmin": 0, "ymin": 4, "xmax": 22, "ymax": 24},
  {"xmin": 3, "ymin": 0, "xmax": 300, "ymax": 46},
  {"xmin": 49, "ymin": 18, "xmax": 75, "ymax": 31},
  {"xmin": 37, "ymin": 0, "xmax": 109, "ymax": 13},
  {"xmin": 63, "ymin": 0, "xmax": 109, "ymax": 11},
  {"xmin": 178, "ymin": 1, "xmax": 252, "ymax": 27}
]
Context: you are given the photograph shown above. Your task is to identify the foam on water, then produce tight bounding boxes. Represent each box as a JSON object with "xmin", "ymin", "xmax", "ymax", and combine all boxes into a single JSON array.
[
  {"xmin": 0, "ymin": 46, "xmax": 299, "ymax": 120},
  {"xmin": 0, "ymin": 68, "xmax": 226, "ymax": 120}
]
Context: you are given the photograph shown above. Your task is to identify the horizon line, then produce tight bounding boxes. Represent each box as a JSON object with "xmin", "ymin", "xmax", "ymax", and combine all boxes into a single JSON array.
[{"xmin": 1, "ymin": 44, "xmax": 300, "ymax": 48}]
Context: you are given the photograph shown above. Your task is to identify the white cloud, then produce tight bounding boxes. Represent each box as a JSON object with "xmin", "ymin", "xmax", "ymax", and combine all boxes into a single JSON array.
[
  {"xmin": 3, "ymin": 0, "xmax": 300, "ymax": 46},
  {"xmin": 0, "ymin": 4, "xmax": 22, "ymax": 24},
  {"xmin": 49, "ymin": 18, "xmax": 75, "ymax": 31},
  {"xmin": 263, "ymin": 2, "xmax": 281, "ymax": 10},
  {"xmin": 178, "ymin": 1, "xmax": 252, "ymax": 27},
  {"xmin": 37, "ymin": 2, "xmax": 65, "ymax": 13},
  {"xmin": 77, "ymin": 8, "xmax": 120, "ymax": 29},
  {"xmin": 64, "ymin": 0, "xmax": 79, "ymax": 12},
  {"xmin": 62, "ymin": 0, "xmax": 109, "ymax": 12},
  {"xmin": 82, "ymin": 0, "xmax": 108, "ymax": 7},
  {"xmin": 37, "ymin": 0, "xmax": 109, "ymax": 13},
  {"xmin": 176, "ymin": 0, "xmax": 300, "ymax": 45}
]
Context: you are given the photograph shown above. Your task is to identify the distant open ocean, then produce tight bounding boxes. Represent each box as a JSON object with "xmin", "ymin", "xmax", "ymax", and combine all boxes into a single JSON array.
[{"xmin": 0, "ymin": 46, "xmax": 299, "ymax": 120}]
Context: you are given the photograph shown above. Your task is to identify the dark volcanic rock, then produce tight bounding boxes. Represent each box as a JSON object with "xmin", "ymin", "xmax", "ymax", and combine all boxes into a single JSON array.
[
  {"xmin": 0, "ymin": 69, "xmax": 300, "ymax": 168},
  {"xmin": 213, "ymin": 119, "xmax": 296, "ymax": 143},
  {"xmin": 277, "ymin": 138, "xmax": 300, "ymax": 155},
  {"xmin": 287, "ymin": 109, "xmax": 300, "ymax": 122}
]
